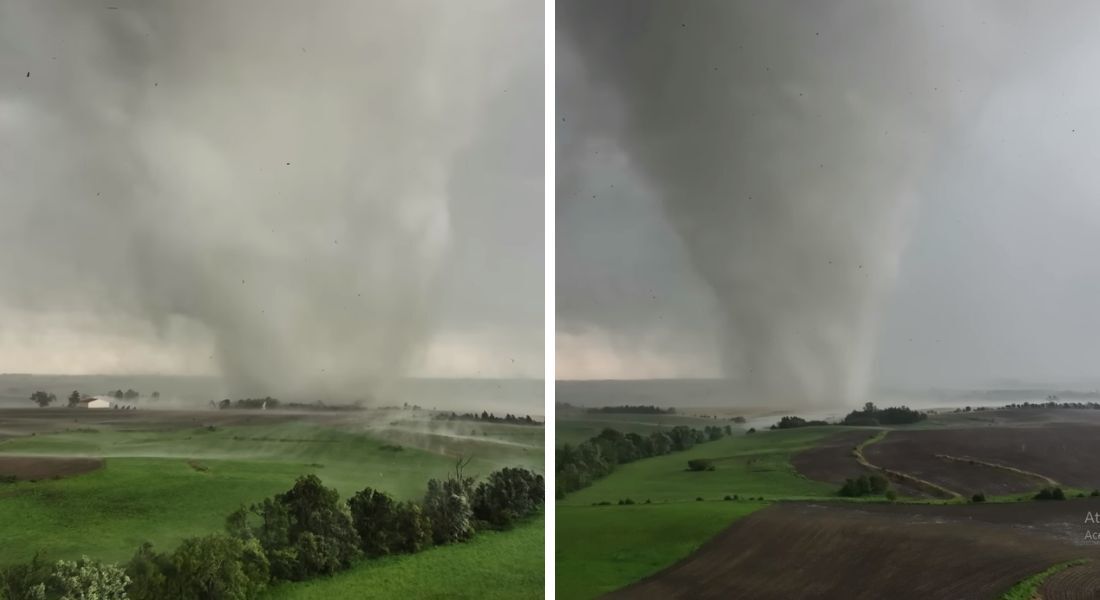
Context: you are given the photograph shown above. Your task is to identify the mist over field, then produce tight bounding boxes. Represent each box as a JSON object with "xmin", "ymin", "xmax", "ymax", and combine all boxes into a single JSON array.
[
  {"xmin": 558, "ymin": 0, "xmax": 1100, "ymax": 407},
  {"xmin": 0, "ymin": 0, "xmax": 543, "ymax": 400}
]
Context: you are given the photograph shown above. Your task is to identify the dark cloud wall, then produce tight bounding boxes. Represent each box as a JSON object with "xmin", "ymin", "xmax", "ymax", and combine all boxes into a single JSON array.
[
  {"xmin": 0, "ymin": 0, "xmax": 543, "ymax": 396},
  {"xmin": 558, "ymin": 1, "xmax": 1100, "ymax": 402}
]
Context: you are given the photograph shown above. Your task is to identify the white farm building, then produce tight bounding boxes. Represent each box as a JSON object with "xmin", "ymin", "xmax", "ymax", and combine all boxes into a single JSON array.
[{"xmin": 81, "ymin": 397, "xmax": 112, "ymax": 409}]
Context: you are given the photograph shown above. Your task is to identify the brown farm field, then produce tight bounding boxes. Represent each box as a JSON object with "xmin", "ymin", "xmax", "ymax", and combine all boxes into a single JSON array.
[
  {"xmin": 1040, "ymin": 561, "xmax": 1100, "ymax": 599},
  {"xmin": 791, "ymin": 416, "xmax": 1100, "ymax": 499},
  {"xmin": 864, "ymin": 425, "xmax": 1100, "ymax": 497},
  {"xmin": 606, "ymin": 500, "xmax": 1100, "ymax": 599},
  {"xmin": 0, "ymin": 455, "xmax": 103, "ymax": 480}
]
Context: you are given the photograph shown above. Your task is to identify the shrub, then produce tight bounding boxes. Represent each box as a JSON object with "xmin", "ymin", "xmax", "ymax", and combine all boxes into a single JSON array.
[
  {"xmin": 1091, "ymin": 489, "xmax": 1100, "ymax": 497},
  {"xmin": 1034, "ymin": 487, "xmax": 1066, "ymax": 501},
  {"xmin": 695, "ymin": 497, "xmax": 704, "ymax": 502},
  {"xmin": 838, "ymin": 474, "xmax": 891, "ymax": 497},
  {"xmin": 746, "ymin": 428, "xmax": 756, "ymax": 434},
  {"xmin": 868, "ymin": 474, "xmax": 889, "ymax": 494},
  {"xmin": 972, "ymin": 492, "xmax": 986, "ymax": 503},
  {"xmin": 885, "ymin": 490, "xmax": 897, "ymax": 501},
  {"xmin": 687, "ymin": 459, "xmax": 715, "ymax": 472}
]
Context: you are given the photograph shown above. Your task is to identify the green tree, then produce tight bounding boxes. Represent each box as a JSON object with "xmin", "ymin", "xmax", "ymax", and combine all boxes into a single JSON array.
[
  {"xmin": 125, "ymin": 542, "xmax": 170, "ymax": 600},
  {"xmin": 347, "ymin": 487, "xmax": 399, "ymax": 557},
  {"xmin": 471, "ymin": 468, "xmax": 544, "ymax": 529},
  {"xmin": 0, "ymin": 554, "xmax": 51, "ymax": 600},
  {"xmin": 424, "ymin": 477, "xmax": 474, "ymax": 545},
  {"xmin": 391, "ymin": 501, "xmax": 431, "ymax": 554},
  {"xmin": 229, "ymin": 476, "xmax": 358, "ymax": 581},
  {"xmin": 46, "ymin": 556, "xmax": 129, "ymax": 599},
  {"xmin": 67, "ymin": 391, "xmax": 81, "ymax": 408},
  {"xmin": 161, "ymin": 535, "xmax": 268, "ymax": 600},
  {"xmin": 29, "ymin": 391, "xmax": 56, "ymax": 408}
]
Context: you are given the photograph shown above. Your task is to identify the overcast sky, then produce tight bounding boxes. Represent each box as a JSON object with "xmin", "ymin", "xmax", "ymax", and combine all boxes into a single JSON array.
[
  {"xmin": 0, "ymin": 0, "xmax": 543, "ymax": 396},
  {"xmin": 558, "ymin": 1, "xmax": 1100, "ymax": 395}
]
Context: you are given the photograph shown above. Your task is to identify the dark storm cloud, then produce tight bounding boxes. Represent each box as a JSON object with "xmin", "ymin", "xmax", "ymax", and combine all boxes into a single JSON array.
[{"xmin": 558, "ymin": 1, "xmax": 1100, "ymax": 403}]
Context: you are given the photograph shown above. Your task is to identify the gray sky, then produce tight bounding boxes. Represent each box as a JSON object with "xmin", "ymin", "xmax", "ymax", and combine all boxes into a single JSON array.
[
  {"xmin": 558, "ymin": 1, "xmax": 1100, "ymax": 398},
  {"xmin": 0, "ymin": 0, "xmax": 543, "ymax": 397}
]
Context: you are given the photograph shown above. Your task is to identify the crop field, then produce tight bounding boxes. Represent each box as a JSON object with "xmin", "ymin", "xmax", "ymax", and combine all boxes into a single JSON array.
[
  {"xmin": 862, "ymin": 425, "xmax": 1100, "ymax": 496},
  {"xmin": 1037, "ymin": 560, "xmax": 1100, "ymax": 599},
  {"xmin": 0, "ymin": 406, "xmax": 544, "ymax": 597}
]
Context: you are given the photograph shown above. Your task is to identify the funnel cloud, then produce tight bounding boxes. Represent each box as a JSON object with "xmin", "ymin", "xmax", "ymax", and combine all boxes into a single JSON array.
[
  {"xmin": 0, "ymin": 1, "xmax": 543, "ymax": 399},
  {"xmin": 559, "ymin": 1, "xmax": 1100, "ymax": 405}
]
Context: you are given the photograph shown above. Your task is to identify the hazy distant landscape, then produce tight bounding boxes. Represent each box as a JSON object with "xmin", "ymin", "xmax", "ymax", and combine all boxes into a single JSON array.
[{"xmin": 0, "ymin": 374, "xmax": 544, "ymax": 416}]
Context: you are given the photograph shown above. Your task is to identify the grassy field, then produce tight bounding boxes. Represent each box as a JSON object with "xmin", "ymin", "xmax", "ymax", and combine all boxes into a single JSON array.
[
  {"xmin": 0, "ymin": 415, "xmax": 542, "ymax": 569},
  {"xmin": 267, "ymin": 517, "xmax": 543, "ymax": 599},
  {"xmin": 556, "ymin": 502, "xmax": 764, "ymax": 600},
  {"xmin": 559, "ymin": 427, "xmax": 839, "ymax": 507}
]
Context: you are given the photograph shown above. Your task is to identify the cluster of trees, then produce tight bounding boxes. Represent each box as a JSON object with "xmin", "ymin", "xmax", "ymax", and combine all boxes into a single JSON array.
[
  {"xmin": 837, "ymin": 473, "xmax": 890, "ymax": 497},
  {"xmin": 585, "ymin": 405, "xmax": 675, "ymax": 415},
  {"xmin": 769, "ymin": 404, "xmax": 927, "ymax": 429},
  {"xmin": 434, "ymin": 412, "xmax": 542, "ymax": 426},
  {"xmin": 770, "ymin": 416, "xmax": 828, "ymax": 430},
  {"xmin": 842, "ymin": 403, "xmax": 926, "ymax": 426},
  {"xmin": 0, "ymin": 465, "xmax": 542, "ymax": 599},
  {"xmin": 1034, "ymin": 486, "xmax": 1066, "ymax": 501},
  {"xmin": 687, "ymin": 459, "xmax": 715, "ymax": 472},
  {"xmin": 556, "ymin": 425, "xmax": 732, "ymax": 498},
  {"xmin": 218, "ymin": 397, "xmax": 280, "ymax": 410},
  {"xmin": 957, "ymin": 400, "xmax": 1100, "ymax": 414},
  {"xmin": 108, "ymin": 390, "xmax": 144, "ymax": 401}
]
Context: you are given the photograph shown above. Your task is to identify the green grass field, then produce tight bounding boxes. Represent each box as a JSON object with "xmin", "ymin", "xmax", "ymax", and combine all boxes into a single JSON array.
[
  {"xmin": 0, "ymin": 415, "xmax": 543, "ymax": 583},
  {"xmin": 267, "ymin": 517, "xmax": 543, "ymax": 599},
  {"xmin": 559, "ymin": 427, "xmax": 839, "ymax": 507},
  {"xmin": 556, "ymin": 502, "xmax": 764, "ymax": 600}
]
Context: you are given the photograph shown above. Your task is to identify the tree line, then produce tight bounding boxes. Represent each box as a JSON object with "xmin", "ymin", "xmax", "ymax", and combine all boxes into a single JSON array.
[
  {"xmin": 433, "ymin": 411, "xmax": 542, "ymax": 426},
  {"xmin": 556, "ymin": 424, "xmax": 732, "ymax": 498},
  {"xmin": 769, "ymin": 403, "xmax": 927, "ymax": 430},
  {"xmin": 585, "ymin": 405, "xmax": 675, "ymax": 415},
  {"xmin": 0, "ymin": 464, "xmax": 542, "ymax": 600},
  {"xmin": 29, "ymin": 389, "xmax": 159, "ymax": 408}
]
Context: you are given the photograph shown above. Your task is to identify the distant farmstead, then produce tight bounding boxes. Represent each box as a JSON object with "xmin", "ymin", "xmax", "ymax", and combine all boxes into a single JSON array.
[{"xmin": 80, "ymin": 397, "xmax": 111, "ymax": 409}]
